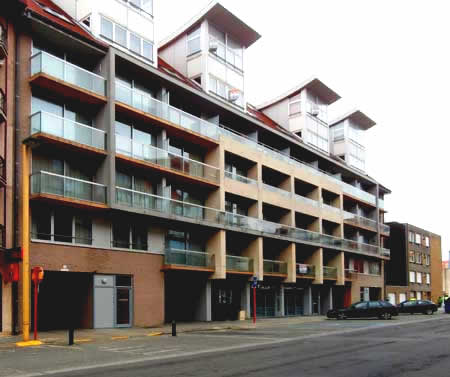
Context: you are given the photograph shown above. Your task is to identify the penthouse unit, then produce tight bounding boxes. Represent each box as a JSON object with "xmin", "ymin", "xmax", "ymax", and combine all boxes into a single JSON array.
[
  {"xmin": 386, "ymin": 223, "xmax": 442, "ymax": 304},
  {"xmin": 1, "ymin": 0, "xmax": 391, "ymax": 334}
]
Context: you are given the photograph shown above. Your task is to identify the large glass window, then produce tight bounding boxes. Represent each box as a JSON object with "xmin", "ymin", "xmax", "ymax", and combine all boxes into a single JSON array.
[
  {"xmin": 115, "ymin": 24, "xmax": 127, "ymax": 47},
  {"xmin": 415, "ymin": 233, "xmax": 421, "ymax": 244},
  {"xmin": 113, "ymin": 222, "xmax": 149, "ymax": 251},
  {"xmin": 187, "ymin": 27, "xmax": 201, "ymax": 55},
  {"xmin": 100, "ymin": 17, "xmax": 113, "ymax": 40},
  {"xmin": 208, "ymin": 24, "xmax": 243, "ymax": 70},
  {"xmin": 288, "ymin": 100, "xmax": 301, "ymax": 117},
  {"xmin": 166, "ymin": 230, "xmax": 204, "ymax": 251},
  {"xmin": 209, "ymin": 75, "xmax": 244, "ymax": 107},
  {"xmin": 409, "ymin": 271, "xmax": 415, "ymax": 283}
]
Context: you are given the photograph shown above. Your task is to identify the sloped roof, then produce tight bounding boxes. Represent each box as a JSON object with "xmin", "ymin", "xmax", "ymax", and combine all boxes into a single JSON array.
[
  {"xmin": 159, "ymin": 1, "xmax": 261, "ymax": 50},
  {"xmin": 21, "ymin": 0, "xmax": 107, "ymax": 49},
  {"xmin": 330, "ymin": 109, "xmax": 376, "ymax": 130}
]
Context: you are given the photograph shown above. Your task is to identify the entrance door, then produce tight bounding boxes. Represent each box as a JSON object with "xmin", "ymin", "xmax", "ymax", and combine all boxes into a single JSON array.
[
  {"xmin": 312, "ymin": 287, "xmax": 320, "ymax": 315},
  {"xmin": 388, "ymin": 293, "xmax": 396, "ymax": 305},
  {"xmin": 116, "ymin": 288, "xmax": 132, "ymax": 327},
  {"xmin": 94, "ymin": 275, "xmax": 114, "ymax": 329},
  {"xmin": 285, "ymin": 291, "xmax": 295, "ymax": 316}
]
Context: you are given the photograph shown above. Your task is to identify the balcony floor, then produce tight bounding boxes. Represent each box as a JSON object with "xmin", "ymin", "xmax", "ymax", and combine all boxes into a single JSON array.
[
  {"xmin": 29, "ymin": 73, "xmax": 107, "ymax": 106},
  {"xmin": 161, "ymin": 264, "xmax": 215, "ymax": 273},
  {"xmin": 30, "ymin": 193, "xmax": 109, "ymax": 211}
]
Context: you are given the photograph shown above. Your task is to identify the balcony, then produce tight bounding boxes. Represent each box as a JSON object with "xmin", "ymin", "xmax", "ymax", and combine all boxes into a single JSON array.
[
  {"xmin": 263, "ymin": 259, "xmax": 287, "ymax": 276},
  {"xmin": 0, "ymin": 224, "xmax": 5, "ymax": 249},
  {"xmin": 343, "ymin": 211, "xmax": 377, "ymax": 232},
  {"xmin": 323, "ymin": 266, "xmax": 337, "ymax": 280},
  {"xmin": 30, "ymin": 51, "xmax": 107, "ymax": 105},
  {"xmin": 226, "ymin": 255, "xmax": 253, "ymax": 274},
  {"xmin": 345, "ymin": 269, "xmax": 356, "ymax": 280},
  {"xmin": 296, "ymin": 263, "xmax": 315, "ymax": 278},
  {"xmin": 0, "ymin": 89, "xmax": 6, "ymax": 123},
  {"xmin": 294, "ymin": 194, "xmax": 320, "ymax": 208},
  {"xmin": 115, "ymin": 187, "xmax": 389, "ymax": 258},
  {"xmin": 0, "ymin": 24, "xmax": 7, "ymax": 59},
  {"xmin": 380, "ymin": 223, "xmax": 390, "ymax": 235},
  {"xmin": 225, "ymin": 171, "xmax": 257, "ymax": 185},
  {"xmin": 116, "ymin": 135, "xmax": 219, "ymax": 186},
  {"xmin": 163, "ymin": 248, "xmax": 214, "ymax": 272},
  {"xmin": 30, "ymin": 111, "xmax": 106, "ymax": 153},
  {"xmin": 115, "ymin": 82, "xmax": 219, "ymax": 146},
  {"xmin": 322, "ymin": 203, "xmax": 342, "ymax": 215},
  {"xmin": 219, "ymin": 127, "xmax": 377, "ymax": 206},
  {"xmin": 380, "ymin": 248, "xmax": 390, "ymax": 257},
  {"xmin": 31, "ymin": 171, "xmax": 107, "ymax": 208},
  {"xmin": 0, "ymin": 156, "xmax": 5, "ymax": 187},
  {"xmin": 262, "ymin": 183, "xmax": 291, "ymax": 198}
]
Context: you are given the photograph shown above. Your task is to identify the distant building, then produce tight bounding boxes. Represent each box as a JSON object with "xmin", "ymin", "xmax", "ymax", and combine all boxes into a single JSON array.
[
  {"xmin": 442, "ymin": 259, "xmax": 449, "ymax": 296},
  {"xmin": 385, "ymin": 223, "xmax": 443, "ymax": 303}
]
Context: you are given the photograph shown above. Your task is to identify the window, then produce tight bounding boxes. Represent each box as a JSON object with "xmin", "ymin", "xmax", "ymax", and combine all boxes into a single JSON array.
[
  {"xmin": 409, "ymin": 271, "xmax": 415, "ymax": 283},
  {"xmin": 32, "ymin": 208, "xmax": 92, "ymax": 245},
  {"xmin": 368, "ymin": 261, "xmax": 380, "ymax": 275},
  {"xmin": 416, "ymin": 272, "xmax": 422, "ymax": 284},
  {"xmin": 415, "ymin": 233, "xmax": 421, "ymax": 244},
  {"xmin": 122, "ymin": 0, "xmax": 153, "ymax": 16},
  {"xmin": 425, "ymin": 236, "xmax": 430, "ymax": 247},
  {"xmin": 112, "ymin": 223, "xmax": 148, "ymax": 251},
  {"xmin": 166, "ymin": 230, "xmax": 204, "ymax": 251},
  {"xmin": 100, "ymin": 17, "xmax": 113, "ymax": 40},
  {"xmin": 354, "ymin": 302, "xmax": 367, "ymax": 309},
  {"xmin": 368, "ymin": 301, "xmax": 381, "ymax": 308},
  {"xmin": 187, "ymin": 27, "xmax": 201, "ymax": 55},
  {"xmin": 416, "ymin": 292, "xmax": 422, "ymax": 300},
  {"xmin": 288, "ymin": 100, "xmax": 301, "ymax": 117},
  {"xmin": 425, "ymin": 254, "xmax": 430, "ymax": 266},
  {"xmin": 409, "ymin": 251, "xmax": 415, "ymax": 263},
  {"xmin": 100, "ymin": 16, "xmax": 153, "ymax": 62},
  {"xmin": 408, "ymin": 231, "xmax": 414, "ymax": 243},
  {"xmin": 415, "ymin": 252, "xmax": 422, "ymax": 264},
  {"xmin": 209, "ymin": 75, "xmax": 244, "ymax": 107},
  {"xmin": 426, "ymin": 273, "xmax": 430, "ymax": 284},
  {"xmin": 208, "ymin": 24, "xmax": 243, "ymax": 71}
]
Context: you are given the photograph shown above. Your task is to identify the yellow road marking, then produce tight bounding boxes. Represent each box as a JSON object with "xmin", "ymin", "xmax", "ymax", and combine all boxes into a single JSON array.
[
  {"xmin": 111, "ymin": 336, "xmax": 129, "ymax": 340},
  {"xmin": 16, "ymin": 340, "xmax": 43, "ymax": 347},
  {"xmin": 147, "ymin": 332, "xmax": 163, "ymax": 337},
  {"xmin": 75, "ymin": 338, "xmax": 92, "ymax": 343}
]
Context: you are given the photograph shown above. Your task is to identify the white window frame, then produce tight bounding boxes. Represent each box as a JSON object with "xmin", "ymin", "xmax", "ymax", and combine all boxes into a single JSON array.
[
  {"xmin": 120, "ymin": 0, "xmax": 153, "ymax": 17},
  {"xmin": 416, "ymin": 272, "xmax": 422, "ymax": 284},
  {"xmin": 409, "ymin": 251, "xmax": 415, "ymax": 263},
  {"xmin": 426, "ymin": 273, "xmax": 430, "ymax": 284},
  {"xmin": 409, "ymin": 271, "xmax": 415, "ymax": 283},
  {"xmin": 425, "ymin": 236, "xmax": 430, "ymax": 247},
  {"xmin": 187, "ymin": 26, "xmax": 201, "ymax": 56},
  {"xmin": 408, "ymin": 231, "xmax": 414, "ymax": 243},
  {"xmin": 426, "ymin": 254, "xmax": 430, "ymax": 266},
  {"xmin": 415, "ymin": 233, "xmax": 421, "ymax": 244},
  {"xmin": 288, "ymin": 99, "xmax": 302, "ymax": 117}
]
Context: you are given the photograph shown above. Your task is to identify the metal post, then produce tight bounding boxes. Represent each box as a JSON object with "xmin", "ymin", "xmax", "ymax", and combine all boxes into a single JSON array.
[
  {"xmin": 68, "ymin": 327, "xmax": 74, "ymax": 346},
  {"xmin": 33, "ymin": 281, "xmax": 38, "ymax": 340},
  {"xmin": 171, "ymin": 320, "xmax": 176, "ymax": 337},
  {"xmin": 21, "ymin": 145, "xmax": 30, "ymax": 341},
  {"xmin": 253, "ymin": 286, "xmax": 256, "ymax": 324}
]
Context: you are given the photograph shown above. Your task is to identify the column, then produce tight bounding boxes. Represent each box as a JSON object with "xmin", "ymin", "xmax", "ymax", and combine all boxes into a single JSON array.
[
  {"xmin": 306, "ymin": 248, "xmax": 323, "ymax": 285},
  {"xmin": 195, "ymin": 280, "xmax": 211, "ymax": 322},
  {"xmin": 303, "ymin": 286, "xmax": 312, "ymax": 315},
  {"xmin": 241, "ymin": 282, "xmax": 251, "ymax": 319},
  {"xmin": 280, "ymin": 242, "xmax": 296, "ymax": 283},
  {"xmin": 243, "ymin": 237, "xmax": 263, "ymax": 280},
  {"xmin": 207, "ymin": 230, "xmax": 226, "ymax": 279},
  {"xmin": 329, "ymin": 251, "xmax": 345, "ymax": 286}
]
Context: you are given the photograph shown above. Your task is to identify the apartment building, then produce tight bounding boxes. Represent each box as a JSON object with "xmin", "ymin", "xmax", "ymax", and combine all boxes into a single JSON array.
[
  {"xmin": 386, "ymin": 223, "xmax": 442, "ymax": 304},
  {"xmin": 0, "ymin": 0, "xmax": 391, "ymax": 333}
]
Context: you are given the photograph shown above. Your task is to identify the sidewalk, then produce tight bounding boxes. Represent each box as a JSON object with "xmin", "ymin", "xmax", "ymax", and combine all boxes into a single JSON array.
[{"xmin": 0, "ymin": 315, "xmax": 327, "ymax": 348}]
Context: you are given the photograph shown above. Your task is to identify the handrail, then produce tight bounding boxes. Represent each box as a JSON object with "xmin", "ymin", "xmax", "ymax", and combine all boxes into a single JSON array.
[{"xmin": 33, "ymin": 170, "xmax": 106, "ymax": 187}]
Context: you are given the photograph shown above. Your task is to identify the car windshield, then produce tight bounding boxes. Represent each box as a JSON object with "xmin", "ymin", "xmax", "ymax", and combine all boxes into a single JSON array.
[{"xmin": 380, "ymin": 301, "xmax": 393, "ymax": 307}]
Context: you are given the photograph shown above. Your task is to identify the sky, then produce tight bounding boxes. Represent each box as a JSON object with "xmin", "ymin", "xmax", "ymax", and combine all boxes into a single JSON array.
[{"xmin": 156, "ymin": 0, "xmax": 450, "ymax": 260}]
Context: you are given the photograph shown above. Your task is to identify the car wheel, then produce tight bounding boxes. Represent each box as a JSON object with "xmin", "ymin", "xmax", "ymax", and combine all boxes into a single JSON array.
[
  {"xmin": 337, "ymin": 313, "xmax": 345, "ymax": 320},
  {"xmin": 425, "ymin": 309, "xmax": 433, "ymax": 315},
  {"xmin": 383, "ymin": 312, "xmax": 391, "ymax": 320}
]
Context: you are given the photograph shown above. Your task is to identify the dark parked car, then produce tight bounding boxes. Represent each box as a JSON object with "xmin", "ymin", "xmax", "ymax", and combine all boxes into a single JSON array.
[
  {"xmin": 327, "ymin": 300, "xmax": 398, "ymax": 320},
  {"xmin": 397, "ymin": 300, "xmax": 437, "ymax": 315}
]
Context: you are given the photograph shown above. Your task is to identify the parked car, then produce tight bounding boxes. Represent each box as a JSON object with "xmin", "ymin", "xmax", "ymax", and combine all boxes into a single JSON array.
[
  {"xmin": 445, "ymin": 298, "xmax": 450, "ymax": 314},
  {"xmin": 397, "ymin": 300, "xmax": 437, "ymax": 315},
  {"xmin": 327, "ymin": 300, "xmax": 398, "ymax": 320}
]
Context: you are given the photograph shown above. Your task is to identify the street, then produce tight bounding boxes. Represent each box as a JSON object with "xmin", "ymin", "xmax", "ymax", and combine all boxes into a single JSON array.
[{"xmin": 1, "ymin": 314, "xmax": 449, "ymax": 377}]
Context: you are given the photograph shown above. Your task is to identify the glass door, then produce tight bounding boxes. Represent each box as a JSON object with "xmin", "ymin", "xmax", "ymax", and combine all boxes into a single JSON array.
[{"xmin": 115, "ymin": 276, "xmax": 132, "ymax": 327}]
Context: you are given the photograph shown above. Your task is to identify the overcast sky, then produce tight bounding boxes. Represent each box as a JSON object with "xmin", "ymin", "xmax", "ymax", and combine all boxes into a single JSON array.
[{"xmin": 156, "ymin": 0, "xmax": 449, "ymax": 260}]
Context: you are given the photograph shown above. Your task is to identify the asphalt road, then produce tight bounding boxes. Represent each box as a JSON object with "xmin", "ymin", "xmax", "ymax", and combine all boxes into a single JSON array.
[{"xmin": 2, "ymin": 314, "xmax": 450, "ymax": 377}]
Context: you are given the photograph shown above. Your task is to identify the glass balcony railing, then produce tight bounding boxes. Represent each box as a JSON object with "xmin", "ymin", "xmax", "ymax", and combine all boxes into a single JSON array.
[
  {"xmin": 226, "ymin": 255, "xmax": 254, "ymax": 273},
  {"xmin": 262, "ymin": 183, "xmax": 291, "ymax": 198},
  {"xmin": 380, "ymin": 223, "xmax": 390, "ymax": 235},
  {"xmin": 218, "ymin": 127, "xmax": 377, "ymax": 206},
  {"xmin": 115, "ymin": 82, "xmax": 219, "ymax": 140},
  {"xmin": 30, "ymin": 111, "xmax": 106, "ymax": 150},
  {"xmin": 343, "ymin": 211, "xmax": 377, "ymax": 230},
  {"xmin": 379, "ymin": 199, "xmax": 385, "ymax": 209},
  {"xmin": 164, "ymin": 248, "xmax": 213, "ymax": 269},
  {"xmin": 115, "ymin": 187, "xmax": 388, "ymax": 258},
  {"xmin": 322, "ymin": 203, "xmax": 342, "ymax": 214},
  {"xmin": 0, "ymin": 24, "xmax": 7, "ymax": 57},
  {"xmin": 30, "ymin": 51, "xmax": 106, "ymax": 96},
  {"xmin": 263, "ymin": 259, "xmax": 287, "ymax": 275},
  {"xmin": 116, "ymin": 135, "xmax": 219, "ymax": 183},
  {"xmin": 294, "ymin": 194, "xmax": 320, "ymax": 208},
  {"xmin": 224, "ymin": 171, "xmax": 257, "ymax": 185},
  {"xmin": 0, "ymin": 89, "xmax": 5, "ymax": 118},
  {"xmin": 323, "ymin": 266, "xmax": 338, "ymax": 279},
  {"xmin": 296, "ymin": 263, "xmax": 315, "ymax": 277},
  {"xmin": 380, "ymin": 248, "xmax": 390, "ymax": 257},
  {"xmin": 31, "ymin": 171, "xmax": 106, "ymax": 204}
]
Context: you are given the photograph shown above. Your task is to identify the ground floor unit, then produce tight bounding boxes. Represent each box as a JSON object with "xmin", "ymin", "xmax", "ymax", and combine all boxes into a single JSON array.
[
  {"xmin": 386, "ymin": 285, "xmax": 432, "ymax": 305},
  {"xmin": 0, "ymin": 242, "xmax": 384, "ymax": 333}
]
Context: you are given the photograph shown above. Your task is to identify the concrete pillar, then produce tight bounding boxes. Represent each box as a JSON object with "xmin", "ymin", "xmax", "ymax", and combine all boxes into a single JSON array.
[
  {"xmin": 329, "ymin": 251, "xmax": 345, "ymax": 286},
  {"xmin": 278, "ymin": 285, "xmax": 285, "ymax": 317},
  {"xmin": 207, "ymin": 230, "xmax": 226, "ymax": 279},
  {"xmin": 205, "ymin": 143, "xmax": 224, "ymax": 211},
  {"xmin": 1, "ymin": 281, "xmax": 12, "ymax": 333},
  {"xmin": 306, "ymin": 248, "xmax": 323, "ymax": 285},
  {"xmin": 243, "ymin": 237, "xmax": 263, "ymax": 280},
  {"xmin": 280, "ymin": 243, "xmax": 296, "ymax": 283},
  {"xmin": 321, "ymin": 287, "xmax": 333, "ymax": 314},
  {"xmin": 195, "ymin": 280, "xmax": 211, "ymax": 321},
  {"xmin": 303, "ymin": 285, "xmax": 312, "ymax": 315},
  {"xmin": 241, "ymin": 283, "xmax": 251, "ymax": 318}
]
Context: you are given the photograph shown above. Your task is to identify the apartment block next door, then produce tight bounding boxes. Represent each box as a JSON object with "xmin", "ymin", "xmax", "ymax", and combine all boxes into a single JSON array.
[{"xmin": 94, "ymin": 275, "xmax": 133, "ymax": 328}]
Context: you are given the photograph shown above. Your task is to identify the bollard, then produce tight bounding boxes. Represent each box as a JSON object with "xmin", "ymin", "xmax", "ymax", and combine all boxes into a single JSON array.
[
  {"xmin": 68, "ymin": 327, "xmax": 74, "ymax": 346},
  {"xmin": 172, "ymin": 320, "xmax": 176, "ymax": 337}
]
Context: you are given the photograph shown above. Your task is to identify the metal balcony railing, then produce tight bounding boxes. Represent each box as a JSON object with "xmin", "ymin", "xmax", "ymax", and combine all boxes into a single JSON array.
[
  {"xmin": 0, "ymin": 156, "xmax": 5, "ymax": 186},
  {"xmin": 296, "ymin": 263, "xmax": 315, "ymax": 277},
  {"xmin": 115, "ymin": 82, "xmax": 219, "ymax": 140},
  {"xmin": 116, "ymin": 134, "xmax": 219, "ymax": 183},
  {"xmin": 380, "ymin": 223, "xmax": 390, "ymax": 235},
  {"xmin": 30, "ymin": 111, "xmax": 106, "ymax": 150},
  {"xmin": 0, "ymin": 89, "xmax": 6, "ymax": 120},
  {"xmin": 164, "ymin": 248, "xmax": 213, "ymax": 269},
  {"xmin": 262, "ymin": 183, "xmax": 291, "ymax": 198},
  {"xmin": 31, "ymin": 171, "xmax": 107, "ymax": 204},
  {"xmin": 343, "ymin": 211, "xmax": 377, "ymax": 230},
  {"xmin": 30, "ymin": 51, "xmax": 106, "ymax": 96},
  {"xmin": 323, "ymin": 266, "xmax": 338, "ymax": 279},
  {"xmin": 263, "ymin": 259, "xmax": 287, "ymax": 275},
  {"xmin": 226, "ymin": 255, "xmax": 253, "ymax": 273},
  {"xmin": 0, "ymin": 24, "xmax": 7, "ymax": 58}
]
